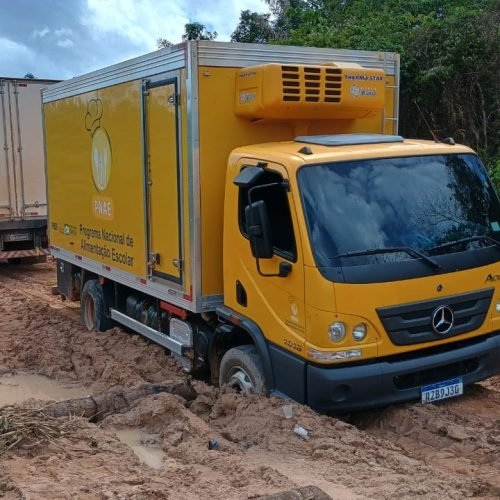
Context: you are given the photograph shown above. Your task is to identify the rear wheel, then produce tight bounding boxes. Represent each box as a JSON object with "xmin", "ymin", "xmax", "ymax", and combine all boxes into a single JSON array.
[
  {"xmin": 80, "ymin": 279, "xmax": 113, "ymax": 332},
  {"xmin": 219, "ymin": 345, "xmax": 267, "ymax": 395}
]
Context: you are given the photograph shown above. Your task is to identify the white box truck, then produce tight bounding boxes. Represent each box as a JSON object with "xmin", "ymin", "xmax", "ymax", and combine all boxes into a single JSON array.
[{"xmin": 0, "ymin": 77, "xmax": 58, "ymax": 262}]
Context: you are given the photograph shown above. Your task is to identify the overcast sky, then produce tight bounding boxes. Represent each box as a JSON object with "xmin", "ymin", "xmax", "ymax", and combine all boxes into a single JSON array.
[{"xmin": 0, "ymin": 0, "xmax": 269, "ymax": 80}]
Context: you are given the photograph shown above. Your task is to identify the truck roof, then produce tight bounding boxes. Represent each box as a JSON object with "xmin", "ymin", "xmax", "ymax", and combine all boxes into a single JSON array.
[
  {"xmin": 0, "ymin": 77, "xmax": 60, "ymax": 83},
  {"xmin": 231, "ymin": 136, "xmax": 474, "ymax": 168}
]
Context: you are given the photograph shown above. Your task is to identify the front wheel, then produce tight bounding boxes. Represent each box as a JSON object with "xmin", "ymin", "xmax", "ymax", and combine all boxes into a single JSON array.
[
  {"xmin": 80, "ymin": 279, "xmax": 113, "ymax": 332},
  {"xmin": 219, "ymin": 345, "xmax": 267, "ymax": 395}
]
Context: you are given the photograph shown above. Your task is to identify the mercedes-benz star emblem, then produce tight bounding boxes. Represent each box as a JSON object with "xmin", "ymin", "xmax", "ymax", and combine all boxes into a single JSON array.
[{"xmin": 432, "ymin": 305, "xmax": 454, "ymax": 335}]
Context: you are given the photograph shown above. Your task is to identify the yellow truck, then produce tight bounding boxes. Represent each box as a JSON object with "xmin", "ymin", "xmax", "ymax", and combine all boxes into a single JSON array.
[{"xmin": 43, "ymin": 41, "xmax": 500, "ymax": 411}]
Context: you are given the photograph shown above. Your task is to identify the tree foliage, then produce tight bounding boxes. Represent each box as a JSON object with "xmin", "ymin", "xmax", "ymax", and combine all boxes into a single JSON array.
[
  {"xmin": 234, "ymin": 0, "xmax": 499, "ymax": 184},
  {"xmin": 231, "ymin": 10, "xmax": 274, "ymax": 43},
  {"xmin": 156, "ymin": 38, "xmax": 173, "ymax": 49},
  {"xmin": 182, "ymin": 22, "xmax": 217, "ymax": 41},
  {"xmin": 157, "ymin": 22, "xmax": 217, "ymax": 49}
]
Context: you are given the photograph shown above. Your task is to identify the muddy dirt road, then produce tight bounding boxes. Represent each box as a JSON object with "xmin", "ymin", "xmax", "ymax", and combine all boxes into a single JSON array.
[{"xmin": 0, "ymin": 262, "xmax": 499, "ymax": 499}]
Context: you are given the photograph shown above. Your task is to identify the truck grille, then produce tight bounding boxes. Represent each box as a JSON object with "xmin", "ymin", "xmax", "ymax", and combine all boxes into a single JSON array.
[
  {"xmin": 393, "ymin": 357, "xmax": 479, "ymax": 390},
  {"xmin": 281, "ymin": 65, "xmax": 342, "ymax": 103},
  {"xmin": 377, "ymin": 289, "xmax": 494, "ymax": 346}
]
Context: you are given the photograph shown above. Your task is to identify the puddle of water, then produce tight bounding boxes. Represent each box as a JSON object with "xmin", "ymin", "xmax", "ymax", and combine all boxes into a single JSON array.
[
  {"xmin": 114, "ymin": 428, "xmax": 167, "ymax": 470},
  {"xmin": 0, "ymin": 374, "xmax": 89, "ymax": 406}
]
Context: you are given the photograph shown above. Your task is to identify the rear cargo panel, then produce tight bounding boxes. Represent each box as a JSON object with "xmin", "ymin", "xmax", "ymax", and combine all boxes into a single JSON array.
[
  {"xmin": 0, "ymin": 78, "xmax": 57, "ymax": 222},
  {"xmin": 13, "ymin": 80, "xmax": 51, "ymax": 219}
]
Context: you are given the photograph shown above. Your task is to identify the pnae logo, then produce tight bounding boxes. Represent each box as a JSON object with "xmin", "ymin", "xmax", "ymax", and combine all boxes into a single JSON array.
[
  {"xmin": 85, "ymin": 98, "xmax": 114, "ymax": 220},
  {"xmin": 85, "ymin": 98, "xmax": 112, "ymax": 192}
]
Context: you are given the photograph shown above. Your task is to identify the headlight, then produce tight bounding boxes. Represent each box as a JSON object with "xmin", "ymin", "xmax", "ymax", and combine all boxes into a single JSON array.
[
  {"xmin": 496, "ymin": 301, "xmax": 500, "ymax": 313},
  {"xmin": 328, "ymin": 321, "xmax": 346, "ymax": 342},
  {"xmin": 352, "ymin": 323, "xmax": 367, "ymax": 342}
]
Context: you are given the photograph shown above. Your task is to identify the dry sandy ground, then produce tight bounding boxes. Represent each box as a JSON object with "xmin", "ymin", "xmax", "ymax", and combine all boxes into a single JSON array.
[{"xmin": 0, "ymin": 262, "xmax": 499, "ymax": 499}]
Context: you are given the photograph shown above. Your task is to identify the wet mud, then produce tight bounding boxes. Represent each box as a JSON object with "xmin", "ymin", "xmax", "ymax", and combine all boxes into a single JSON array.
[{"xmin": 0, "ymin": 262, "xmax": 498, "ymax": 499}]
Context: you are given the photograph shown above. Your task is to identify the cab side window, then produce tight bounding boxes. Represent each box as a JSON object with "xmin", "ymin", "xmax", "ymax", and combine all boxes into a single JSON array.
[{"xmin": 239, "ymin": 170, "xmax": 297, "ymax": 262}]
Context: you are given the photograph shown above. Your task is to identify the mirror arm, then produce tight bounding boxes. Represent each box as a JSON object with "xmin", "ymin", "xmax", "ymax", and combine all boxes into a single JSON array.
[
  {"xmin": 256, "ymin": 259, "xmax": 292, "ymax": 278},
  {"xmin": 247, "ymin": 181, "xmax": 287, "ymax": 207}
]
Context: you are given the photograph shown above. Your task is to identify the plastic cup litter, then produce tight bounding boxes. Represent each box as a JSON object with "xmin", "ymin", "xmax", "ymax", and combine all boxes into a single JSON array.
[{"xmin": 282, "ymin": 405, "xmax": 293, "ymax": 419}]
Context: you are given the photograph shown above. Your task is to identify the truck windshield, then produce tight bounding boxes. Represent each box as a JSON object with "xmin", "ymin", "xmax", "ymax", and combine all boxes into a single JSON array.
[{"xmin": 298, "ymin": 153, "xmax": 500, "ymax": 278}]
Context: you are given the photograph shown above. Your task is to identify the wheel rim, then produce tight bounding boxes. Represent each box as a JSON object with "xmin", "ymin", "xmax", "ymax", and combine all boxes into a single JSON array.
[
  {"xmin": 227, "ymin": 367, "xmax": 255, "ymax": 394},
  {"xmin": 83, "ymin": 295, "xmax": 96, "ymax": 330}
]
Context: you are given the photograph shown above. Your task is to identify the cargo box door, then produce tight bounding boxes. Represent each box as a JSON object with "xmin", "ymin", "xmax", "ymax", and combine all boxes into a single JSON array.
[
  {"xmin": 0, "ymin": 80, "xmax": 14, "ymax": 219},
  {"xmin": 11, "ymin": 81, "xmax": 48, "ymax": 219},
  {"xmin": 144, "ymin": 79, "xmax": 182, "ymax": 282}
]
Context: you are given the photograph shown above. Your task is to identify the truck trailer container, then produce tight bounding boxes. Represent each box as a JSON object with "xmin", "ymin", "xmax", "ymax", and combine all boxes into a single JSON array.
[
  {"xmin": 1, "ymin": 77, "xmax": 58, "ymax": 262},
  {"xmin": 43, "ymin": 41, "xmax": 500, "ymax": 411}
]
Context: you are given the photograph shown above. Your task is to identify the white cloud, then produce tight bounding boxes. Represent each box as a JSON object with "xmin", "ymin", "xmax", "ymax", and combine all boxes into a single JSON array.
[
  {"xmin": 31, "ymin": 26, "xmax": 50, "ymax": 38},
  {"xmin": 54, "ymin": 28, "xmax": 74, "ymax": 37},
  {"xmin": 193, "ymin": 0, "xmax": 269, "ymax": 39},
  {"xmin": 0, "ymin": 37, "xmax": 33, "ymax": 57},
  {"xmin": 57, "ymin": 38, "xmax": 75, "ymax": 48},
  {"xmin": 83, "ymin": 0, "xmax": 268, "ymax": 49},
  {"xmin": 0, "ymin": 37, "xmax": 61, "ymax": 78},
  {"xmin": 1, "ymin": 0, "xmax": 270, "ymax": 79},
  {"xmin": 83, "ymin": 0, "xmax": 189, "ymax": 50}
]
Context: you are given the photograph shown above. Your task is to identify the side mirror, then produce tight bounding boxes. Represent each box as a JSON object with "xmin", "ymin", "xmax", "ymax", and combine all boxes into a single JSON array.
[{"xmin": 245, "ymin": 200, "xmax": 273, "ymax": 259}]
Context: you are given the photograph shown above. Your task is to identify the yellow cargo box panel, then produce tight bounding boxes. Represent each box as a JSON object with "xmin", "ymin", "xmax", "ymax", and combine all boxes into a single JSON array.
[
  {"xmin": 46, "ymin": 82, "xmax": 146, "ymax": 276},
  {"xmin": 43, "ymin": 41, "xmax": 399, "ymax": 312}
]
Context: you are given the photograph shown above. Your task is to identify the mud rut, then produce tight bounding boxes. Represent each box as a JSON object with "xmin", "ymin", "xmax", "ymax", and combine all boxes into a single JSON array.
[{"xmin": 0, "ymin": 262, "xmax": 499, "ymax": 499}]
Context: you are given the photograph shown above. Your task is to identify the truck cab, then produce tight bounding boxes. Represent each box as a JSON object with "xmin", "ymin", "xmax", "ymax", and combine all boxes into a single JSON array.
[{"xmin": 222, "ymin": 135, "xmax": 500, "ymax": 411}]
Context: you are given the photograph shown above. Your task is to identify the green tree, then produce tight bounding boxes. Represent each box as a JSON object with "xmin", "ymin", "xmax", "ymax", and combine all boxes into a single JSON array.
[
  {"xmin": 156, "ymin": 38, "xmax": 173, "ymax": 49},
  {"xmin": 231, "ymin": 10, "xmax": 274, "ymax": 43},
  {"xmin": 182, "ymin": 22, "xmax": 217, "ymax": 41},
  {"xmin": 236, "ymin": 0, "xmax": 500, "ymax": 186}
]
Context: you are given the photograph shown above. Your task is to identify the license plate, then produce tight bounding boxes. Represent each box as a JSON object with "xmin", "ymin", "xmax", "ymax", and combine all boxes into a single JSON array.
[
  {"xmin": 421, "ymin": 378, "xmax": 463, "ymax": 404},
  {"xmin": 5, "ymin": 232, "xmax": 30, "ymax": 242}
]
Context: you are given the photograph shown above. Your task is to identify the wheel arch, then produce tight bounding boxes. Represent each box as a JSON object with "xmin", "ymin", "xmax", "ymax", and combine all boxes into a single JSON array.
[{"xmin": 213, "ymin": 306, "xmax": 275, "ymax": 391}]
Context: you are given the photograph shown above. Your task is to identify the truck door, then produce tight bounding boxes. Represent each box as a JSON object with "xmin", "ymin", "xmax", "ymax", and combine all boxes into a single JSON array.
[
  {"xmin": 225, "ymin": 161, "xmax": 307, "ymax": 401},
  {"xmin": 143, "ymin": 78, "xmax": 182, "ymax": 282},
  {"xmin": 0, "ymin": 79, "xmax": 14, "ymax": 220},
  {"xmin": 11, "ymin": 80, "xmax": 48, "ymax": 219}
]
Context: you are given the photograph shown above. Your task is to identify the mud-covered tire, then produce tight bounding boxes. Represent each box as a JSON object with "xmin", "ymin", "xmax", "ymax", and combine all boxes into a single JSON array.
[
  {"xmin": 80, "ymin": 279, "xmax": 113, "ymax": 332},
  {"xmin": 219, "ymin": 345, "xmax": 268, "ymax": 395}
]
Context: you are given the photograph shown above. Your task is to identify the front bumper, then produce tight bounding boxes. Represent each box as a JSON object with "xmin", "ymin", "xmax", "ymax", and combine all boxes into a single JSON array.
[{"xmin": 306, "ymin": 333, "xmax": 500, "ymax": 412}]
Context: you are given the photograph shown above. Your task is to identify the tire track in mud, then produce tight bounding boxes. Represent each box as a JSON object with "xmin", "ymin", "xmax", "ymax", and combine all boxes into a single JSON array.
[
  {"xmin": 0, "ymin": 262, "xmax": 182, "ymax": 390},
  {"xmin": 350, "ymin": 382, "xmax": 500, "ymax": 496},
  {"xmin": 0, "ymin": 261, "xmax": 79, "ymax": 321}
]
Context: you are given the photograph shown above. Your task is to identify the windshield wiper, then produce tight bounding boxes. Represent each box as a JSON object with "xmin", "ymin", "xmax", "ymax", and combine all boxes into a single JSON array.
[
  {"xmin": 426, "ymin": 235, "xmax": 500, "ymax": 254},
  {"xmin": 335, "ymin": 246, "xmax": 441, "ymax": 270}
]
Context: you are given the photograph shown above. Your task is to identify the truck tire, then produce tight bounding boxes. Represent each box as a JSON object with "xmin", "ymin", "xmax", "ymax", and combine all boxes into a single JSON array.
[
  {"xmin": 219, "ymin": 345, "xmax": 268, "ymax": 395},
  {"xmin": 80, "ymin": 279, "xmax": 113, "ymax": 332}
]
